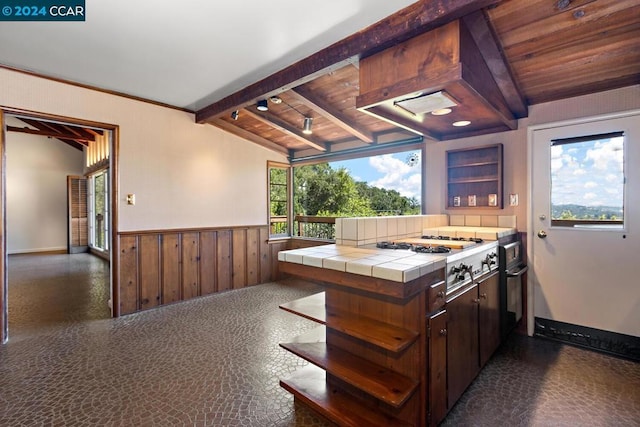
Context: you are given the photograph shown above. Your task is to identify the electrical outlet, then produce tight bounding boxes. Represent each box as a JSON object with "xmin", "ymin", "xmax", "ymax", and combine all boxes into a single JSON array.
[
  {"xmin": 126, "ymin": 194, "xmax": 136, "ymax": 205},
  {"xmin": 509, "ymin": 194, "xmax": 518, "ymax": 206}
]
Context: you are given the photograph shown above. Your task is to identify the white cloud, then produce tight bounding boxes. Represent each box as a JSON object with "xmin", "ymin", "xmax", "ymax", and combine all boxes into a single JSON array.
[
  {"xmin": 584, "ymin": 181, "xmax": 597, "ymax": 189},
  {"xmin": 369, "ymin": 154, "xmax": 420, "ymax": 199}
]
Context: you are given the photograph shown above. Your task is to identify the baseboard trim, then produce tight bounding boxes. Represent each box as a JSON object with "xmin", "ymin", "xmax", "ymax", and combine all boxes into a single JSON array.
[
  {"xmin": 534, "ymin": 317, "xmax": 640, "ymax": 362},
  {"xmin": 8, "ymin": 248, "xmax": 67, "ymax": 255}
]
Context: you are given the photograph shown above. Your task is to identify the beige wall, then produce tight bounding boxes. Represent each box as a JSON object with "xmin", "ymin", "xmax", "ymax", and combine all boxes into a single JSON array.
[
  {"xmin": 424, "ymin": 85, "xmax": 640, "ymax": 232},
  {"xmin": 0, "ymin": 68, "xmax": 288, "ymax": 232}
]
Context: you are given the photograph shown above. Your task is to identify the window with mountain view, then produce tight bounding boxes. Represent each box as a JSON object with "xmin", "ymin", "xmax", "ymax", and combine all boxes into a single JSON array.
[{"xmin": 550, "ymin": 132, "xmax": 625, "ymax": 228}]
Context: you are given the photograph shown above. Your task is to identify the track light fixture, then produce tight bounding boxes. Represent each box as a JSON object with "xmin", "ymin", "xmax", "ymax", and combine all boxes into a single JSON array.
[
  {"xmin": 256, "ymin": 99, "xmax": 268, "ymax": 111},
  {"xmin": 231, "ymin": 110, "xmax": 239, "ymax": 120},
  {"xmin": 302, "ymin": 117, "xmax": 313, "ymax": 134}
]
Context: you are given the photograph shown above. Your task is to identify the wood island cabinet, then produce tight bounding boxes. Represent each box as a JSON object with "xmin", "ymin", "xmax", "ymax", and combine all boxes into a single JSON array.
[
  {"xmin": 446, "ymin": 283, "xmax": 480, "ymax": 406},
  {"xmin": 278, "ymin": 261, "xmax": 447, "ymax": 427},
  {"xmin": 446, "ymin": 271, "xmax": 500, "ymax": 408},
  {"xmin": 478, "ymin": 272, "xmax": 501, "ymax": 367}
]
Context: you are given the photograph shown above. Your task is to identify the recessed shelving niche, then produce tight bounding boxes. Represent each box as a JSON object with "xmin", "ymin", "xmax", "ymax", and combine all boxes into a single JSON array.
[{"xmin": 447, "ymin": 143, "xmax": 503, "ymax": 209}]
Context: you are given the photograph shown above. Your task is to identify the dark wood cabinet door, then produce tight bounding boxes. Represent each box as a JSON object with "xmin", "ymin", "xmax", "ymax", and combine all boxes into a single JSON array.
[
  {"xmin": 428, "ymin": 310, "xmax": 448, "ymax": 426},
  {"xmin": 479, "ymin": 272, "xmax": 501, "ymax": 367},
  {"xmin": 446, "ymin": 284, "xmax": 479, "ymax": 407}
]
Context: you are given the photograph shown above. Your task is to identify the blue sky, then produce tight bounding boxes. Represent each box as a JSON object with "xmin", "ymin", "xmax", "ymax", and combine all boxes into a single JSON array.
[
  {"xmin": 551, "ymin": 136, "xmax": 624, "ymax": 208},
  {"xmin": 330, "ymin": 149, "xmax": 422, "ymax": 201}
]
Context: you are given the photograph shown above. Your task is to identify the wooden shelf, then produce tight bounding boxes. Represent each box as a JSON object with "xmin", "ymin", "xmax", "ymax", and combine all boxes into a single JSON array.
[
  {"xmin": 279, "ymin": 292, "xmax": 326, "ymax": 324},
  {"xmin": 448, "ymin": 177, "xmax": 499, "ymax": 184},
  {"xmin": 446, "ymin": 143, "xmax": 503, "ymax": 208},
  {"xmin": 282, "ymin": 292, "xmax": 419, "ymax": 353},
  {"xmin": 448, "ymin": 161, "xmax": 498, "ymax": 169},
  {"xmin": 280, "ymin": 365, "xmax": 411, "ymax": 427},
  {"xmin": 279, "ymin": 341, "xmax": 419, "ymax": 408},
  {"xmin": 326, "ymin": 308, "xmax": 419, "ymax": 353}
]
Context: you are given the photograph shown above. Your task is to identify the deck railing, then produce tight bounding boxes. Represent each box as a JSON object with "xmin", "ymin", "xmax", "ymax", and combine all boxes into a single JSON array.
[{"xmin": 269, "ymin": 215, "xmax": 337, "ymax": 240}]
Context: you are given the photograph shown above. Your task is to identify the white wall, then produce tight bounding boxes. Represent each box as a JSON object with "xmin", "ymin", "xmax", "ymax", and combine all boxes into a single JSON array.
[
  {"xmin": 0, "ymin": 68, "xmax": 288, "ymax": 232},
  {"xmin": 424, "ymin": 85, "xmax": 640, "ymax": 232},
  {"xmin": 6, "ymin": 117, "xmax": 85, "ymax": 253}
]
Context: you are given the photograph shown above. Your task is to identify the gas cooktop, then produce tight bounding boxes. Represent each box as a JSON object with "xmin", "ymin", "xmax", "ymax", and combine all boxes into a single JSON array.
[
  {"xmin": 421, "ymin": 235, "xmax": 484, "ymax": 243},
  {"xmin": 375, "ymin": 241, "xmax": 451, "ymax": 253}
]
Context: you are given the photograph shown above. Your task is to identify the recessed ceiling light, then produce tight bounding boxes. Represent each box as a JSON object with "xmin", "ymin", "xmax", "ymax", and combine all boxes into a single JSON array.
[
  {"xmin": 256, "ymin": 99, "xmax": 268, "ymax": 111},
  {"xmin": 452, "ymin": 120, "xmax": 471, "ymax": 127},
  {"xmin": 432, "ymin": 108, "xmax": 452, "ymax": 116}
]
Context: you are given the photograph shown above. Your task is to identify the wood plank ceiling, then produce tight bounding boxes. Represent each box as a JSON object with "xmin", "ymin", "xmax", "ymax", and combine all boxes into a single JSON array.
[
  {"xmin": 200, "ymin": 0, "xmax": 639, "ymax": 163},
  {"xmin": 6, "ymin": 118, "xmax": 101, "ymax": 151}
]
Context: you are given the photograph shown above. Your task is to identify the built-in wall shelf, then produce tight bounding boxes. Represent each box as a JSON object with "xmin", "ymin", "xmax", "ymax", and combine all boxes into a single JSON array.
[{"xmin": 446, "ymin": 143, "xmax": 503, "ymax": 209}]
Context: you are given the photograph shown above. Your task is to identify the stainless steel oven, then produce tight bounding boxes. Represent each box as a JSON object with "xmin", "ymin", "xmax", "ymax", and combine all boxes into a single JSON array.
[{"xmin": 499, "ymin": 241, "xmax": 527, "ymax": 338}]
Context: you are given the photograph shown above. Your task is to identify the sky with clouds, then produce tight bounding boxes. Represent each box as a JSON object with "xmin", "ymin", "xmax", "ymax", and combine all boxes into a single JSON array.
[
  {"xmin": 550, "ymin": 136, "xmax": 624, "ymax": 208},
  {"xmin": 330, "ymin": 150, "xmax": 422, "ymax": 201}
]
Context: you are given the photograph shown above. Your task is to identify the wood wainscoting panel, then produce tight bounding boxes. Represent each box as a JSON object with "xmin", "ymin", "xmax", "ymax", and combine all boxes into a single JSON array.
[
  {"xmin": 259, "ymin": 228, "xmax": 271, "ymax": 282},
  {"xmin": 162, "ymin": 234, "xmax": 181, "ymax": 304},
  {"xmin": 199, "ymin": 231, "xmax": 217, "ymax": 296},
  {"xmin": 182, "ymin": 232, "xmax": 200, "ymax": 300},
  {"xmin": 246, "ymin": 228, "xmax": 260, "ymax": 286},
  {"xmin": 116, "ymin": 225, "xmax": 298, "ymax": 316},
  {"xmin": 139, "ymin": 234, "xmax": 161, "ymax": 310},
  {"xmin": 119, "ymin": 235, "xmax": 139, "ymax": 315},
  {"xmin": 216, "ymin": 230, "xmax": 233, "ymax": 292},
  {"xmin": 232, "ymin": 229, "xmax": 247, "ymax": 289}
]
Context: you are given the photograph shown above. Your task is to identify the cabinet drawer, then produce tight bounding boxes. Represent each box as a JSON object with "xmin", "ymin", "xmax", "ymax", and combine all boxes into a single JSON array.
[{"xmin": 427, "ymin": 280, "xmax": 446, "ymax": 313}]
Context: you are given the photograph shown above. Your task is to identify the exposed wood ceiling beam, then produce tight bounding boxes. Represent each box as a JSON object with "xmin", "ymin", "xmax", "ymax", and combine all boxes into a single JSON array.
[
  {"xmin": 242, "ymin": 109, "xmax": 327, "ymax": 152},
  {"xmin": 6, "ymin": 126, "xmax": 93, "ymax": 144},
  {"xmin": 195, "ymin": 0, "xmax": 502, "ymax": 123},
  {"xmin": 210, "ymin": 119, "xmax": 289, "ymax": 156},
  {"xmin": 289, "ymin": 86, "xmax": 374, "ymax": 143},
  {"xmin": 461, "ymin": 10, "xmax": 527, "ymax": 117}
]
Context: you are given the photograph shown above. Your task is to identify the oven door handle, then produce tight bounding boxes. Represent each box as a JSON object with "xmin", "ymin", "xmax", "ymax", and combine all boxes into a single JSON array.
[{"xmin": 506, "ymin": 265, "xmax": 528, "ymax": 278}]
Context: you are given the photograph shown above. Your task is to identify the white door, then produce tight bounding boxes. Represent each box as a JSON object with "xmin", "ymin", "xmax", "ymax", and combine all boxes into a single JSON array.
[{"xmin": 529, "ymin": 110, "xmax": 640, "ymax": 338}]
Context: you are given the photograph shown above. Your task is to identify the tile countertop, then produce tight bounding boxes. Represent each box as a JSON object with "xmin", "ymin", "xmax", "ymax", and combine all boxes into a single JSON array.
[{"xmin": 277, "ymin": 244, "xmax": 447, "ymax": 283}]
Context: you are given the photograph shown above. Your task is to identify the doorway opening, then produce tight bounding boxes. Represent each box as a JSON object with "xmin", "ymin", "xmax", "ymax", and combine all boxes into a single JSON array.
[{"xmin": 1, "ymin": 109, "xmax": 119, "ymax": 343}]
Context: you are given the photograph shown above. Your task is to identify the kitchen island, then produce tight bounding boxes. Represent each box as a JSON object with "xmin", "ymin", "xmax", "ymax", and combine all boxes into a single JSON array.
[{"xmin": 278, "ymin": 241, "xmax": 502, "ymax": 426}]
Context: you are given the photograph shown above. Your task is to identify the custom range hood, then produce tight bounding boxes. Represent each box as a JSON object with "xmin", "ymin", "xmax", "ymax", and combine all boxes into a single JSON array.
[{"xmin": 356, "ymin": 17, "xmax": 526, "ymax": 141}]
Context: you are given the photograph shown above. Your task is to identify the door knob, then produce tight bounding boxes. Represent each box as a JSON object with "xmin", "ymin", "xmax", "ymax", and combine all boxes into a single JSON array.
[{"xmin": 537, "ymin": 230, "xmax": 547, "ymax": 239}]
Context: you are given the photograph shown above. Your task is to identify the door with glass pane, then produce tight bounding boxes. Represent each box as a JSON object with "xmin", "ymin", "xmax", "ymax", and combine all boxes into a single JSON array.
[
  {"xmin": 89, "ymin": 170, "xmax": 109, "ymax": 252},
  {"xmin": 529, "ymin": 111, "xmax": 640, "ymax": 337}
]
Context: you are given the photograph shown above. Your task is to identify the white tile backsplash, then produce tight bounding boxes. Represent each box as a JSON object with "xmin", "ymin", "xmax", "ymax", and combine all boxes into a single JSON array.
[
  {"xmin": 364, "ymin": 218, "xmax": 377, "ymax": 240},
  {"xmin": 498, "ymin": 215, "xmax": 517, "ymax": 228},
  {"xmin": 376, "ymin": 217, "xmax": 388, "ymax": 239},
  {"xmin": 341, "ymin": 218, "xmax": 357, "ymax": 240},
  {"xmin": 465, "ymin": 215, "xmax": 481, "ymax": 226},
  {"xmin": 481, "ymin": 216, "xmax": 498, "ymax": 227},
  {"xmin": 397, "ymin": 217, "xmax": 407, "ymax": 235},
  {"xmin": 450, "ymin": 215, "xmax": 465, "ymax": 226},
  {"xmin": 387, "ymin": 218, "xmax": 398, "ymax": 236}
]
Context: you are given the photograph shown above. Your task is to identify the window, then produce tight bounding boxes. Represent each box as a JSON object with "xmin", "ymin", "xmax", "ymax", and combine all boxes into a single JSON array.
[
  {"xmin": 268, "ymin": 162, "xmax": 291, "ymax": 237},
  {"xmin": 550, "ymin": 132, "xmax": 624, "ymax": 228},
  {"xmin": 291, "ymin": 150, "xmax": 422, "ymax": 239}
]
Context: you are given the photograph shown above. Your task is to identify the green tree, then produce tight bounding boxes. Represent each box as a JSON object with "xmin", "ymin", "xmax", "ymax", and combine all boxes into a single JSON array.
[{"xmin": 294, "ymin": 163, "xmax": 419, "ymax": 217}]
